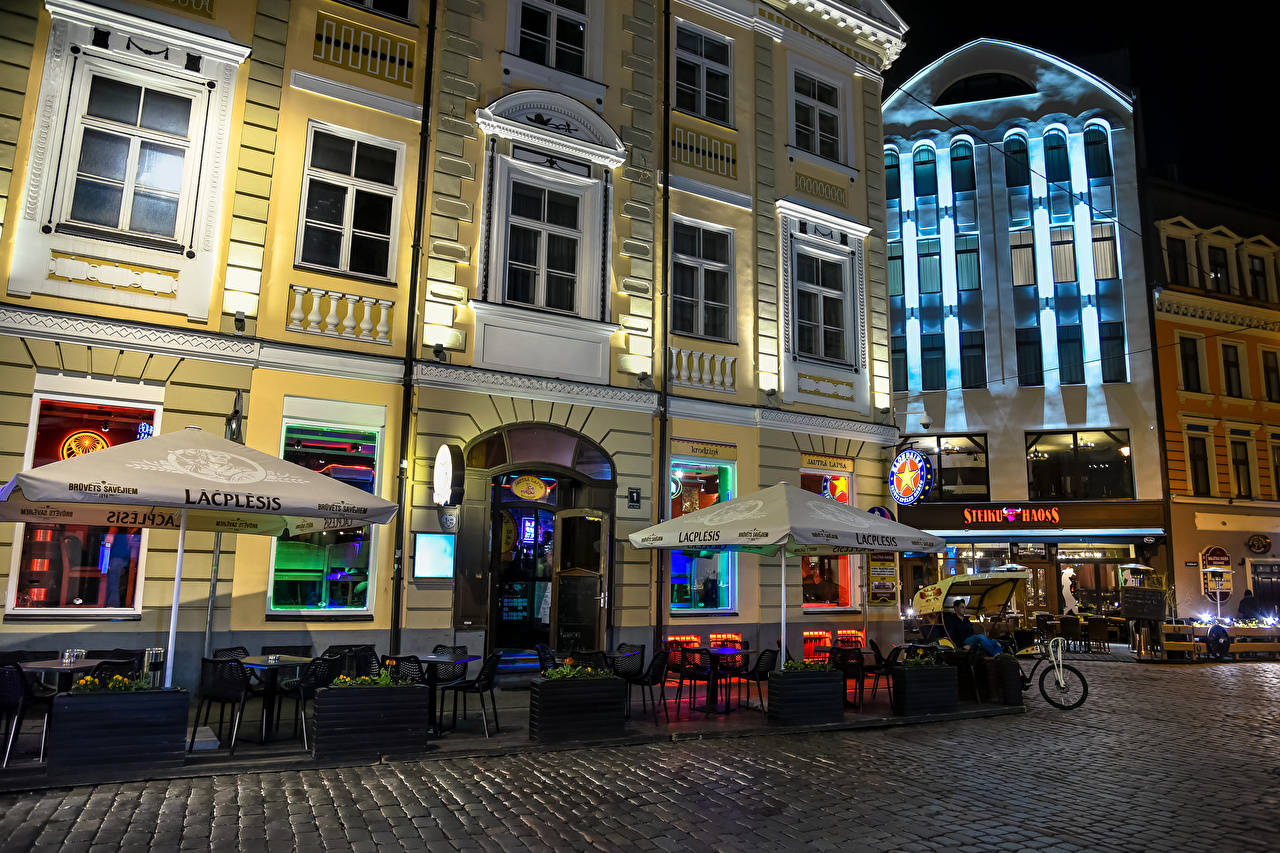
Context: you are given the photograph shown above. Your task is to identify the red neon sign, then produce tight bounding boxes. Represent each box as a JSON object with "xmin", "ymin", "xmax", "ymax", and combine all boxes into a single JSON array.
[
  {"xmin": 962, "ymin": 505, "xmax": 1061, "ymax": 525},
  {"xmin": 59, "ymin": 429, "xmax": 110, "ymax": 460}
]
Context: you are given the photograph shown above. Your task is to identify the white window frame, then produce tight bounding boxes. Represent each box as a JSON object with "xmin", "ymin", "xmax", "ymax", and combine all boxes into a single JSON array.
[
  {"xmin": 673, "ymin": 19, "xmax": 733, "ymax": 127},
  {"xmin": 503, "ymin": 0, "xmax": 605, "ymax": 103},
  {"xmin": 294, "ymin": 121, "xmax": 405, "ymax": 283},
  {"xmin": 265, "ymin": 402, "xmax": 386, "ymax": 617},
  {"xmin": 489, "ymin": 152, "xmax": 604, "ymax": 321},
  {"xmin": 786, "ymin": 56, "xmax": 855, "ymax": 172},
  {"xmin": 670, "ymin": 216, "xmax": 735, "ymax": 342},
  {"xmin": 53, "ymin": 61, "xmax": 206, "ymax": 248},
  {"xmin": 5, "ymin": 381, "xmax": 164, "ymax": 617},
  {"xmin": 792, "ymin": 236, "xmax": 854, "ymax": 365},
  {"xmin": 799, "ymin": 464, "xmax": 860, "ymax": 613}
]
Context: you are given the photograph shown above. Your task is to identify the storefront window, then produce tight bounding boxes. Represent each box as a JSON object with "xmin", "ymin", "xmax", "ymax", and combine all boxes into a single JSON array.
[
  {"xmin": 799, "ymin": 471, "xmax": 854, "ymax": 609},
  {"xmin": 11, "ymin": 397, "xmax": 156, "ymax": 611},
  {"xmin": 1058, "ymin": 544, "xmax": 1133, "ymax": 615},
  {"xmin": 269, "ymin": 423, "xmax": 379, "ymax": 612},
  {"xmin": 908, "ymin": 435, "xmax": 989, "ymax": 501},
  {"xmin": 1026, "ymin": 429, "xmax": 1133, "ymax": 499},
  {"xmin": 669, "ymin": 458, "xmax": 734, "ymax": 612}
]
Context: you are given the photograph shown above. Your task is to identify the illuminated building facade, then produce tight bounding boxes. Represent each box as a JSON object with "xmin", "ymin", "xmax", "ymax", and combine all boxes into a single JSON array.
[
  {"xmin": 0, "ymin": 0, "xmax": 909, "ymax": 681},
  {"xmin": 1146, "ymin": 178, "xmax": 1280, "ymax": 618},
  {"xmin": 882, "ymin": 40, "xmax": 1166, "ymax": 616}
]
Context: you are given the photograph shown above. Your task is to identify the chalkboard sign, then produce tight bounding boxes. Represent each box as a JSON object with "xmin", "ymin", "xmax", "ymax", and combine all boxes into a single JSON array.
[
  {"xmin": 1121, "ymin": 586, "xmax": 1165, "ymax": 621},
  {"xmin": 554, "ymin": 573, "xmax": 599, "ymax": 649}
]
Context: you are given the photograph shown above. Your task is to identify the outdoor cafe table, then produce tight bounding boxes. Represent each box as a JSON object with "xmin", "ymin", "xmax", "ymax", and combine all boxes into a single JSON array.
[
  {"xmin": 417, "ymin": 651, "xmax": 480, "ymax": 734},
  {"xmin": 239, "ymin": 654, "xmax": 312, "ymax": 741},
  {"xmin": 21, "ymin": 658, "xmax": 126, "ymax": 692},
  {"xmin": 815, "ymin": 645, "xmax": 868, "ymax": 708},
  {"xmin": 693, "ymin": 647, "xmax": 751, "ymax": 715}
]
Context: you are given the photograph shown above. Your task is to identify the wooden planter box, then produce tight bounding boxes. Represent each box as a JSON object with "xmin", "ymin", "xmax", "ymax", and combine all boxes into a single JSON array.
[
  {"xmin": 984, "ymin": 657, "xmax": 1024, "ymax": 707},
  {"xmin": 529, "ymin": 677, "xmax": 626, "ymax": 742},
  {"xmin": 312, "ymin": 685, "xmax": 430, "ymax": 760},
  {"xmin": 767, "ymin": 670, "xmax": 844, "ymax": 725},
  {"xmin": 46, "ymin": 689, "xmax": 188, "ymax": 780},
  {"xmin": 891, "ymin": 665, "xmax": 958, "ymax": 716}
]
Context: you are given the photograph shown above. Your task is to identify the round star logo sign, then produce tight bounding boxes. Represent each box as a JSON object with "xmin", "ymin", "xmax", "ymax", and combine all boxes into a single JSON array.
[{"xmin": 888, "ymin": 449, "xmax": 934, "ymax": 506}]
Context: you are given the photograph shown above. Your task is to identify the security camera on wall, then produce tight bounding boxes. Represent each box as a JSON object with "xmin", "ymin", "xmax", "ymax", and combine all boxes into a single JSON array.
[{"xmin": 919, "ymin": 414, "xmax": 933, "ymax": 431}]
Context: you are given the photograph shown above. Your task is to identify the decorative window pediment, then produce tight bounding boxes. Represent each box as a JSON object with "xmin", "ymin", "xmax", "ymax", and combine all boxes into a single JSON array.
[{"xmin": 475, "ymin": 90, "xmax": 626, "ymax": 169}]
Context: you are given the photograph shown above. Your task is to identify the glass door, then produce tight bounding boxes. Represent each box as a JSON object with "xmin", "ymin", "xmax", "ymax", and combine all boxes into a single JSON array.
[{"xmin": 551, "ymin": 510, "xmax": 608, "ymax": 651}]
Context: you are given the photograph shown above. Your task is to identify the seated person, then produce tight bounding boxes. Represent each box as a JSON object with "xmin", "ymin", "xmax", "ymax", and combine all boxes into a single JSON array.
[
  {"xmin": 943, "ymin": 598, "xmax": 1002, "ymax": 656},
  {"xmin": 1237, "ymin": 589, "xmax": 1263, "ymax": 622}
]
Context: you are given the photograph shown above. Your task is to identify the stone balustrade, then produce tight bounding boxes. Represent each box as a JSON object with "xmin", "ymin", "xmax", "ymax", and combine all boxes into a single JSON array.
[
  {"xmin": 287, "ymin": 286, "xmax": 393, "ymax": 344},
  {"xmin": 669, "ymin": 346, "xmax": 736, "ymax": 393}
]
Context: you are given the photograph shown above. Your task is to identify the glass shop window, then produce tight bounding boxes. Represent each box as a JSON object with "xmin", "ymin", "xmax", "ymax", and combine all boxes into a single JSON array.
[
  {"xmin": 269, "ymin": 423, "xmax": 380, "ymax": 613},
  {"xmin": 11, "ymin": 398, "xmax": 157, "ymax": 612},
  {"xmin": 669, "ymin": 458, "xmax": 735, "ymax": 612},
  {"xmin": 799, "ymin": 471, "xmax": 855, "ymax": 609}
]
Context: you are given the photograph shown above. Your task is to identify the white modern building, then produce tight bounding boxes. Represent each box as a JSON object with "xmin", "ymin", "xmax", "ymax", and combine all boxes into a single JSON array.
[{"xmin": 882, "ymin": 40, "xmax": 1166, "ymax": 615}]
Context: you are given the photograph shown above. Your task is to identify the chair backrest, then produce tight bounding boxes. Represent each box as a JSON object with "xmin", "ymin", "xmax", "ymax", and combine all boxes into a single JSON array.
[
  {"xmin": 612, "ymin": 644, "xmax": 645, "ymax": 679},
  {"xmin": 664, "ymin": 641, "xmax": 686, "ymax": 672},
  {"xmin": 351, "ymin": 646, "xmax": 381, "ymax": 678},
  {"xmin": 384, "ymin": 654, "xmax": 425, "ymax": 684},
  {"xmin": 870, "ymin": 638, "xmax": 886, "ymax": 666},
  {"xmin": 0, "ymin": 665, "xmax": 28, "ymax": 712},
  {"xmin": 213, "ymin": 646, "xmax": 249, "ymax": 660},
  {"xmin": 641, "ymin": 650, "xmax": 669, "ymax": 684},
  {"xmin": 686, "ymin": 649, "xmax": 713, "ymax": 677},
  {"xmin": 472, "ymin": 652, "xmax": 502, "ymax": 691},
  {"xmin": 301, "ymin": 655, "xmax": 338, "ymax": 692},
  {"xmin": 262, "ymin": 644, "xmax": 312, "ymax": 658},
  {"xmin": 89, "ymin": 659, "xmax": 137, "ymax": 681},
  {"xmin": 1059, "ymin": 617, "xmax": 1081, "ymax": 640},
  {"xmin": 575, "ymin": 651, "xmax": 607, "ymax": 671},
  {"xmin": 719, "ymin": 639, "xmax": 744, "ymax": 649},
  {"xmin": 752, "ymin": 647, "xmax": 779, "ymax": 677},
  {"xmin": 535, "ymin": 643, "xmax": 557, "ymax": 673},
  {"xmin": 198, "ymin": 657, "xmax": 250, "ymax": 703},
  {"xmin": 883, "ymin": 646, "xmax": 903, "ymax": 667},
  {"xmin": 1087, "ymin": 619, "xmax": 1109, "ymax": 642},
  {"xmin": 430, "ymin": 644, "xmax": 470, "ymax": 682}
]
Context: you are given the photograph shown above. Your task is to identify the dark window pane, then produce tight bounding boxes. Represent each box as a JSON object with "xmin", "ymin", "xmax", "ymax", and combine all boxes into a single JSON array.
[
  {"xmin": 1016, "ymin": 328, "xmax": 1043, "ymax": 386},
  {"xmin": 673, "ymin": 223, "xmax": 698, "ymax": 256},
  {"xmin": 301, "ymin": 225, "xmax": 342, "ymax": 268},
  {"xmin": 1180, "ymin": 338, "xmax": 1202, "ymax": 393},
  {"xmin": 354, "ymin": 143, "xmax": 397, "ymax": 185},
  {"xmin": 77, "ymin": 130, "xmax": 130, "ymax": 182},
  {"xmin": 129, "ymin": 191, "xmax": 179, "ymax": 237},
  {"xmin": 961, "ymin": 331, "xmax": 985, "ymax": 388},
  {"xmin": 1084, "ymin": 127, "xmax": 1112, "ymax": 178},
  {"xmin": 704, "ymin": 305, "xmax": 728, "ymax": 339},
  {"xmin": 70, "ymin": 178, "xmax": 123, "ymax": 227},
  {"xmin": 508, "ymin": 225, "xmax": 539, "ymax": 265},
  {"xmin": 1167, "ymin": 238, "xmax": 1189, "ymax": 286},
  {"xmin": 672, "ymin": 263, "xmax": 697, "ymax": 298},
  {"xmin": 950, "ymin": 142, "xmax": 975, "ymax": 192},
  {"xmin": 353, "ymin": 190, "xmax": 393, "ymax": 236},
  {"xmin": 1058, "ymin": 325, "xmax": 1084, "ymax": 385},
  {"xmin": 797, "ymin": 323, "xmax": 817, "ymax": 355},
  {"xmin": 676, "ymin": 26, "xmax": 700, "ymax": 54},
  {"xmin": 702, "ymin": 231, "xmax": 729, "ymax": 264},
  {"xmin": 511, "ymin": 182, "xmax": 544, "ymax": 221},
  {"xmin": 546, "ymin": 191, "xmax": 578, "ymax": 229},
  {"xmin": 306, "ymin": 181, "xmax": 347, "ymax": 226},
  {"xmin": 546, "ymin": 274, "xmax": 576, "ymax": 311},
  {"xmin": 1100, "ymin": 322, "xmax": 1126, "ymax": 383},
  {"xmin": 311, "ymin": 132, "xmax": 354, "ymax": 175},
  {"xmin": 704, "ymin": 269, "xmax": 729, "ymax": 305},
  {"xmin": 1044, "ymin": 132, "xmax": 1070, "ymax": 183},
  {"xmin": 704, "ymin": 38, "xmax": 729, "ymax": 66},
  {"xmin": 349, "ymin": 234, "xmax": 390, "ymax": 277},
  {"xmin": 139, "ymin": 89, "xmax": 191, "ymax": 137},
  {"xmin": 819, "ymin": 259, "xmax": 843, "ymax": 291},
  {"xmin": 86, "ymin": 76, "xmax": 141, "ymax": 126},
  {"xmin": 1004, "ymin": 136, "xmax": 1030, "ymax": 187},
  {"xmin": 1188, "ymin": 436, "xmax": 1210, "ymax": 496},
  {"xmin": 913, "ymin": 148, "xmax": 937, "ymax": 196},
  {"xmin": 921, "ymin": 333, "xmax": 945, "ymax": 390},
  {"xmin": 796, "ymin": 253, "xmax": 817, "ymax": 285},
  {"xmin": 823, "ymin": 329, "xmax": 843, "ymax": 358},
  {"xmin": 371, "ymin": 0, "xmax": 410, "ymax": 16},
  {"xmin": 546, "ymin": 233, "xmax": 577, "ymax": 274},
  {"xmin": 796, "ymin": 290, "xmax": 817, "ymax": 322},
  {"xmin": 891, "ymin": 335, "xmax": 907, "ymax": 392},
  {"xmin": 507, "ymin": 266, "xmax": 535, "ymax": 304},
  {"xmin": 672, "ymin": 298, "xmax": 697, "ymax": 334}
]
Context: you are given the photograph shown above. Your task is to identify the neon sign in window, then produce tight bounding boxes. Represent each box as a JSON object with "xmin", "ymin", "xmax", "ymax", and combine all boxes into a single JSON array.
[{"xmin": 668, "ymin": 458, "xmax": 735, "ymax": 612}]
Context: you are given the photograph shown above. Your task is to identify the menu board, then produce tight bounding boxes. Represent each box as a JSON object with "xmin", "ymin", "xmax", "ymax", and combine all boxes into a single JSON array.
[{"xmin": 1120, "ymin": 586, "xmax": 1165, "ymax": 621}]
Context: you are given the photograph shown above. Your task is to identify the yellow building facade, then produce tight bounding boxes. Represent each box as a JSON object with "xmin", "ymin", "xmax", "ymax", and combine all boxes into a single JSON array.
[{"xmin": 0, "ymin": 0, "xmax": 907, "ymax": 684}]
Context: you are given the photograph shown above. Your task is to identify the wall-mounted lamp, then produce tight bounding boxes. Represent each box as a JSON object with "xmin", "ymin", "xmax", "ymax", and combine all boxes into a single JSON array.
[{"xmin": 432, "ymin": 343, "xmax": 447, "ymax": 362}]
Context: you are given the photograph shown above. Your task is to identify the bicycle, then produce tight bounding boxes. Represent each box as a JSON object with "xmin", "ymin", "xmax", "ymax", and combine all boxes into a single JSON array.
[{"xmin": 1015, "ymin": 636, "xmax": 1088, "ymax": 710}]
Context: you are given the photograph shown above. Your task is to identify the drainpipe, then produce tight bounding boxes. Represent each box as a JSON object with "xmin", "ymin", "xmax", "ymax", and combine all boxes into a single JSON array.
[
  {"xmin": 391, "ymin": 0, "xmax": 440, "ymax": 655},
  {"xmin": 652, "ymin": 0, "xmax": 673, "ymax": 654}
]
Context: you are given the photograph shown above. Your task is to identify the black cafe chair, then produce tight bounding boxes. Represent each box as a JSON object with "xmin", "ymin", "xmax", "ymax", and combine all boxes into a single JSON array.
[
  {"xmin": 280, "ymin": 655, "xmax": 339, "ymax": 751},
  {"xmin": 1, "ymin": 664, "xmax": 55, "ymax": 767},
  {"xmin": 189, "ymin": 658, "xmax": 253, "ymax": 756},
  {"xmin": 735, "ymin": 647, "xmax": 778, "ymax": 713},
  {"xmin": 535, "ymin": 643, "xmax": 557, "ymax": 674},
  {"xmin": 440, "ymin": 652, "xmax": 502, "ymax": 737},
  {"xmin": 383, "ymin": 654, "xmax": 426, "ymax": 684},
  {"xmin": 626, "ymin": 650, "xmax": 670, "ymax": 723}
]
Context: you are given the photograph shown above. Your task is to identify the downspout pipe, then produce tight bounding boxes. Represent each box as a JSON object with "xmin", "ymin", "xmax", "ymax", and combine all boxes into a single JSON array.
[
  {"xmin": 391, "ymin": 0, "xmax": 440, "ymax": 655},
  {"xmin": 652, "ymin": 0, "xmax": 673, "ymax": 655}
]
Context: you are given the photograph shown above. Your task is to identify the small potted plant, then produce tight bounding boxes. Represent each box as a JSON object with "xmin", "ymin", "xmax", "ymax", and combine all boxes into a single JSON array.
[
  {"xmin": 767, "ymin": 659, "xmax": 845, "ymax": 725},
  {"xmin": 311, "ymin": 664, "xmax": 430, "ymax": 760},
  {"xmin": 529, "ymin": 657, "xmax": 626, "ymax": 742},
  {"xmin": 47, "ymin": 673, "xmax": 188, "ymax": 780},
  {"xmin": 984, "ymin": 653, "xmax": 1024, "ymax": 706},
  {"xmin": 890, "ymin": 652, "xmax": 958, "ymax": 716}
]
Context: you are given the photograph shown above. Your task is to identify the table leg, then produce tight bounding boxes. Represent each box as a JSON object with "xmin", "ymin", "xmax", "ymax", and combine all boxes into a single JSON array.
[
  {"xmin": 426, "ymin": 665, "xmax": 439, "ymax": 735},
  {"xmin": 260, "ymin": 669, "xmax": 280, "ymax": 742}
]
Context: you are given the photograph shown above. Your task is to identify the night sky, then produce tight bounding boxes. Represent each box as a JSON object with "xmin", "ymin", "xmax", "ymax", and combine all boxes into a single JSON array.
[{"xmin": 881, "ymin": 1, "xmax": 1277, "ymax": 216}]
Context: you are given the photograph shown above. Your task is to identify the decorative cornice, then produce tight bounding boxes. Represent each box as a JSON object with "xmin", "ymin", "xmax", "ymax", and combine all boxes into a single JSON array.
[
  {"xmin": 415, "ymin": 362, "xmax": 659, "ymax": 414},
  {"xmin": 776, "ymin": 197, "xmax": 872, "ymax": 238},
  {"xmin": 290, "ymin": 70, "xmax": 423, "ymax": 121},
  {"xmin": 667, "ymin": 394, "xmax": 899, "ymax": 444},
  {"xmin": 256, "ymin": 342, "xmax": 403, "ymax": 384},
  {"xmin": 476, "ymin": 91, "xmax": 627, "ymax": 169},
  {"xmin": 47, "ymin": 0, "xmax": 250, "ymax": 64},
  {"xmin": 1155, "ymin": 290, "xmax": 1280, "ymax": 331},
  {"xmin": 0, "ymin": 306, "xmax": 257, "ymax": 363}
]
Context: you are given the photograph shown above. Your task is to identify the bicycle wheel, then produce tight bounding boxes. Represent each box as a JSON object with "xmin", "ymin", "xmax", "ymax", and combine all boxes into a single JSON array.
[{"xmin": 1039, "ymin": 663, "xmax": 1087, "ymax": 710}]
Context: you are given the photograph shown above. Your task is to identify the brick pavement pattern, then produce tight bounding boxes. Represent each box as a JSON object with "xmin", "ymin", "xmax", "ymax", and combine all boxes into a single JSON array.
[{"xmin": 2, "ymin": 661, "xmax": 1277, "ymax": 852}]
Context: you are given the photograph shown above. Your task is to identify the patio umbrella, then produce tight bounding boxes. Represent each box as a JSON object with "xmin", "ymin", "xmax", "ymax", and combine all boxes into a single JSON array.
[
  {"xmin": 628, "ymin": 482, "xmax": 944, "ymax": 664},
  {"xmin": 0, "ymin": 426, "xmax": 398, "ymax": 685}
]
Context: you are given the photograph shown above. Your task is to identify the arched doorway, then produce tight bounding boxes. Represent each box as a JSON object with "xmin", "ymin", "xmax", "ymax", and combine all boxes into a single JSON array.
[{"xmin": 459, "ymin": 424, "xmax": 615, "ymax": 654}]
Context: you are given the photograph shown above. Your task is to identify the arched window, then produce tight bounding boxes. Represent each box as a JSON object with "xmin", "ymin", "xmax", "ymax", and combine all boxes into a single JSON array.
[
  {"xmin": 885, "ymin": 149, "xmax": 901, "ymax": 238},
  {"xmin": 1084, "ymin": 126, "xmax": 1115, "ymax": 218},
  {"xmin": 913, "ymin": 147, "xmax": 938, "ymax": 196},
  {"xmin": 913, "ymin": 147, "xmax": 938, "ymax": 235},
  {"xmin": 950, "ymin": 140, "xmax": 977, "ymax": 232},
  {"xmin": 1004, "ymin": 135, "xmax": 1029, "ymax": 187},
  {"xmin": 885, "ymin": 150, "xmax": 901, "ymax": 200},
  {"xmin": 1005, "ymin": 135, "xmax": 1031, "ymax": 227},
  {"xmin": 1043, "ymin": 130, "xmax": 1072, "ymax": 223}
]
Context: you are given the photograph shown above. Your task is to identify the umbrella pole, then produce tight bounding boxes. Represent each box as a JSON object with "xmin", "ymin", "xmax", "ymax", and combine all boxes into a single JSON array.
[
  {"xmin": 779, "ymin": 552, "xmax": 787, "ymax": 668},
  {"xmin": 164, "ymin": 509, "xmax": 188, "ymax": 688}
]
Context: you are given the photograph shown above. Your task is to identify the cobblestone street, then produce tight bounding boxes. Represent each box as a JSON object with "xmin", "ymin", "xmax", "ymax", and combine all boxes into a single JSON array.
[{"xmin": 2, "ymin": 661, "xmax": 1277, "ymax": 852}]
